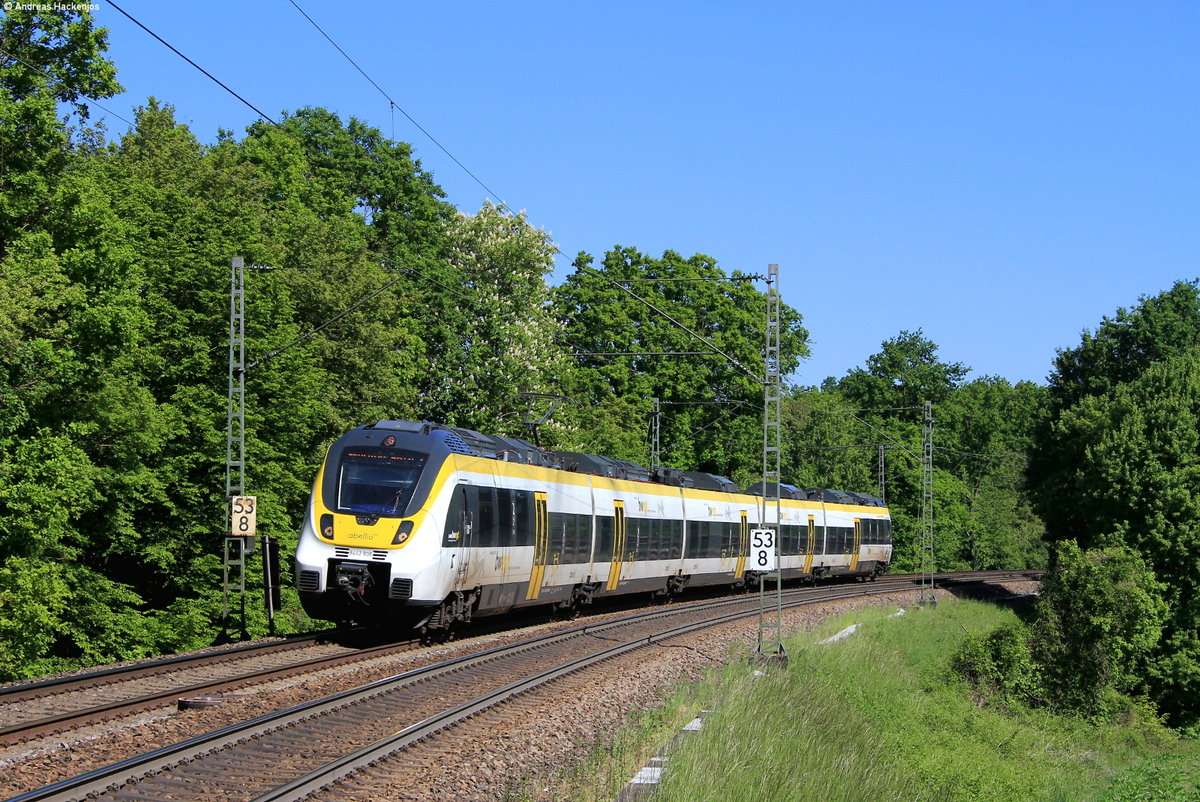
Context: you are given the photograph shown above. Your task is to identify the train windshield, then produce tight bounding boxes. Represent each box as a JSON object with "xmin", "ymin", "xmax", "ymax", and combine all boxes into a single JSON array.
[{"xmin": 336, "ymin": 448, "xmax": 428, "ymax": 516}]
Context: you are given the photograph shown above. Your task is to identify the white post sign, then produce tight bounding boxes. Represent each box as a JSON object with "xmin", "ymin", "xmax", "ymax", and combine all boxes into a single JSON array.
[
  {"xmin": 230, "ymin": 495, "xmax": 257, "ymax": 537},
  {"xmin": 751, "ymin": 528, "xmax": 777, "ymax": 571}
]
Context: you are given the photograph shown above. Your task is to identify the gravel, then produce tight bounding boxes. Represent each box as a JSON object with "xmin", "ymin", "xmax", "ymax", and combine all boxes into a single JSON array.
[{"xmin": 0, "ymin": 582, "xmax": 1037, "ymax": 800}]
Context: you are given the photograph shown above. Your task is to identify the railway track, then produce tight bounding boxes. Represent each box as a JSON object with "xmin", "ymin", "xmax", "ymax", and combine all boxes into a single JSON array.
[
  {"xmin": 8, "ymin": 571, "xmax": 1038, "ymax": 802},
  {"xmin": 0, "ymin": 630, "xmax": 421, "ymax": 748}
]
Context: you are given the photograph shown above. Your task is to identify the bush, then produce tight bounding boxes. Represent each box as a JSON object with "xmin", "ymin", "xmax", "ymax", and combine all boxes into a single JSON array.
[{"xmin": 952, "ymin": 623, "xmax": 1040, "ymax": 707}]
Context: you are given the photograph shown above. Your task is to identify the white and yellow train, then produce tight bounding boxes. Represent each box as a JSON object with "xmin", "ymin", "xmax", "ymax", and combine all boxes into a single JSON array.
[{"xmin": 295, "ymin": 420, "xmax": 892, "ymax": 638}]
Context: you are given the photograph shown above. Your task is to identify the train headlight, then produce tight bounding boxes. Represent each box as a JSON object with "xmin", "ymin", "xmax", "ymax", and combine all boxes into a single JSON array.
[
  {"xmin": 320, "ymin": 513, "xmax": 334, "ymax": 540},
  {"xmin": 392, "ymin": 520, "xmax": 414, "ymax": 545}
]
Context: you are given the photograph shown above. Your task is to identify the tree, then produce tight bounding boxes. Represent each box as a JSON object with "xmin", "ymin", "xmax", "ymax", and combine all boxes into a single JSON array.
[
  {"xmin": 824, "ymin": 333, "xmax": 1047, "ymax": 572},
  {"xmin": 1031, "ymin": 280, "xmax": 1200, "ymax": 543},
  {"xmin": 0, "ymin": 7, "xmax": 121, "ymax": 255},
  {"xmin": 1031, "ymin": 541, "xmax": 1167, "ymax": 720},
  {"xmin": 1035, "ymin": 349, "xmax": 1200, "ymax": 727},
  {"xmin": 434, "ymin": 201, "xmax": 567, "ymax": 435},
  {"xmin": 553, "ymin": 248, "xmax": 807, "ymax": 480}
]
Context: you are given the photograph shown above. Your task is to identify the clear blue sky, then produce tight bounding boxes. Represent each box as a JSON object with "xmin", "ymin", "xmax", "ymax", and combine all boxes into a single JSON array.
[{"xmin": 85, "ymin": 0, "xmax": 1198, "ymax": 386}]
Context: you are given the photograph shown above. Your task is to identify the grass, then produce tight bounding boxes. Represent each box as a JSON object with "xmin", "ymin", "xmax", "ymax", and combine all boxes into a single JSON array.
[{"xmin": 517, "ymin": 599, "xmax": 1200, "ymax": 801}]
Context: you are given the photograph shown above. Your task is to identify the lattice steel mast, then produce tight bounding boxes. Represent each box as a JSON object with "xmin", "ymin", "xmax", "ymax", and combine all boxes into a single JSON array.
[
  {"xmin": 919, "ymin": 399, "xmax": 936, "ymax": 605},
  {"xmin": 756, "ymin": 263, "xmax": 785, "ymax": 661},
  {"xmin": 223, "ymin": 257, "xmax": 248, "ymax": 636}
]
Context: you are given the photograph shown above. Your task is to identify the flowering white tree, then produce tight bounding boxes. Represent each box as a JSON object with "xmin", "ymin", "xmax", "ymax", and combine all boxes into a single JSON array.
[{"xmin": 436, "ymin": 202, "xmax": 568, "ymax": 439}]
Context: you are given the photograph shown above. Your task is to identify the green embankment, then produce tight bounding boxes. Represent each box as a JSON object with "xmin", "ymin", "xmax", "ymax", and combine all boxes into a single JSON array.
[{"xmin": 522, "ymin": 599, "xmax": 1200, "ymax": 801}]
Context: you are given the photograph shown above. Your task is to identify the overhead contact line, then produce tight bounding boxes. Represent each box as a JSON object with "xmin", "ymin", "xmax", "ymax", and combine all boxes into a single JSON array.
[{"xmin": 105, "ymin": 0, "xmax": 279, "ymax": 125}]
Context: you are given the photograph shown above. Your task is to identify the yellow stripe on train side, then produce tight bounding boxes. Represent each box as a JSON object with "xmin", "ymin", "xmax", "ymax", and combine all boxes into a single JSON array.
[
  {"xmin": 804, "ymin": 515, "xmax": 815, "ymax": 574},
  {"xmin": 526, "ymin": 492, "xmax": 549, "ymax": 600},
  {"xmin": 605, "ymin": 501, "xmax": 626, "ymax": 591},
  {"xmin": 734, "ymin": 510, "xmax": 749, "ymax": 578}
]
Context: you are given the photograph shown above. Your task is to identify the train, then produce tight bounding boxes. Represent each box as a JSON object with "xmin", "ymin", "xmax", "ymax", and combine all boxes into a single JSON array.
[{"xmin": 295, "ymin": 419, "xmax": 892, "ymax": 639}]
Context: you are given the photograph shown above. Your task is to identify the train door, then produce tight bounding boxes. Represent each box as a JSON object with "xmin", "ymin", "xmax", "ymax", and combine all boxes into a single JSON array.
[
  {"xmin": 446, "ymin": 485, "xmax": 474, "ymax": 592},
  {"xmin": 525, "ymin": 492, "xmax": 549, "ymax": 600},
  {"xmin": 734, "ymin": 510, "xmax": 749, "ymax": 578},
  {"xmin": 850, "ymin": 518, "xmax": 862, "ymax": 572},
  {"xmin": 804, "ymin": 515, "xmax": 815, "ymax": 574},
  {"xmin": 605, "ymin": 501, "xmax": 626, "ymax": 591}
]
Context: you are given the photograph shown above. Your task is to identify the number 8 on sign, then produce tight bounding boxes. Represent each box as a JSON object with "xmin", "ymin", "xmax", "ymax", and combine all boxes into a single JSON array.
[
  {"xmin": 230, "ymin": 495, "xmax": 257, "ymax": 537},
  {"xmin": 750, "ymin": 528, "xmax": 777, "ymax": 571}
]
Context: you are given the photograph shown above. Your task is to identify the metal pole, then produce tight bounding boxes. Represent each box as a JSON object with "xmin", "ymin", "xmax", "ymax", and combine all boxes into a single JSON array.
[
  {"xmin": 878, "ymin": 444, "xmax": 886, "ymax": 504},
  {"xmin": 757, "ymin": 264, "xmax": 785, "ymax": 663},
  {"xmin": 226, "ymin": 257, "xmax": 246, "ymax": 501},
  {"xmin": 920, "ymin": 400, "xmax": 936, "ymax": 605},
  {"xmin": 222, "ymin": 258, "xmax": 247, "ymax": 636},
  {"xmin": 651, "ymin": 397, "xmax": 661, "ymax": 471}
]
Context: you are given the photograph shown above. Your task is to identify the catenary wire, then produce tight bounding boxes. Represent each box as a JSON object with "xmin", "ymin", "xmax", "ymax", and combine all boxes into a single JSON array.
[
  {"xmin": 285, "ymin": 0, "xmax": 514, "ymax": 216},
  {"xmin": 105, "ymin": 0, "xmax": 279, "ymax": 125},
  {"xmin": 0, "ymin": 47, "xmax": 136, "ymax": 127}
]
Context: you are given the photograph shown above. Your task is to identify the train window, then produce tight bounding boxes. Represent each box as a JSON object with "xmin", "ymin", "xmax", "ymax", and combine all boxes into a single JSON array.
[
  {"xmin": 570, "ymin": 514, "xmax": 589, "ymax": 563},
  {"xmin": 442, "ymin": 485, "xmax": 468, "ymax": 547},
  {"xmin": 513, "ymin": 490, "xmax": 533, "ymax": 547},
  {"xmin": 574, "ymin": 514, "xmax": 593, "ymax": 563},
  {"xmin": 477, "ymin": 487, "xmax": 497, "ymax": 548},
  {"xmin": 496, "ymin": 489, "xmax": 513, "ymax": 546},
  {"xmin": 708, "ymin": 521, "xmax": 724, "ymax": 558},
  {"xmin": 670, "ymin": 519, "xmax": 684, "ymax": 559},
  {"xmin": 595, "ymin": 516, "xmax": 614, "ymax": 562},
  {"xmin": 336, "ymin": 448, "xmax": 427, "ymax": 517}
]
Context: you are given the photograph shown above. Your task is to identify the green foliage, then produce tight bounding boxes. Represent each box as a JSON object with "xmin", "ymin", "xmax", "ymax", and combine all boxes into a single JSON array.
[
  {"xmin": 821, "ymin": 331, "xmax": 1048, "ymax": 572},
  {"xmin": 0, "ymin": 6, "xmax": 121, "ymax": 253},
  {"xmin": 952, "ymin": 622, "xmax": 1041, "ymax": 707},
  {"xmin": 1032, "ymin": 541, "xmax": 1168, "ymax": 720},
  {"xmin": 554, "ymin": 247, "xmax": 807, "ymax": 478},
  {"xmin": 1030, "ymin": 282, "xmax": 1200, "ymax": 727}
]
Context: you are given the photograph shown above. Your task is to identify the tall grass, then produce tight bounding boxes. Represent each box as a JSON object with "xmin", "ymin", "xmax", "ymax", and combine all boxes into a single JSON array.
[{"xmin": 534, "ymin": 600, "xmax": 1199, "ymax": 801}]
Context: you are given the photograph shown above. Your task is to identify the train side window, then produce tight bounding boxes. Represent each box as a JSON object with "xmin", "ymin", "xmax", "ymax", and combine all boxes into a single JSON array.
[
  {"xmin": 686, "ymin": 520, "xmax": 701, "ymax": 558},
  {"xmin": 442, "ymin": 485, "xmax": 467, "ymax": 547},
  {"xmin": 572, "ymin": 514, "xmax": 591, "ymax": 563},
  {"xmin": 477, "ymin": 487, "xmax": 497, "ymax": 548},
  {"xmin": 570, "ymin": 513, "xmax": 586, "ymax": 563},
  {"xmin": 495, "ymin": 488, "xmax": 512, "ymax": 546},
  {"xmin": 595, "ymin": 516, "xmax": 614, "ymax": 562},
  {"xmin": 513, "ymin": 490, "xmax": 533, "ymax": 547},
  {"xmin": 708, "ymin": 520, "xmax": 723, "ymax": 558}
]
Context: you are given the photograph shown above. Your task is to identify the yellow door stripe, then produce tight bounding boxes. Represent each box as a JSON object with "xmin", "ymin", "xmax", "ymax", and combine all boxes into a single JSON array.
[
  {"xmin": 734, "ymin": 510, "xmax": 748, "ymax": 578},
  {"xmin": 850, "ymin": 518, "xmax": 862, "ymax": 572},
  {"xmin": 526, "ymin": 493, "xmax": 549, "ymax": 600},
  {"xmin": 605, "ymin": 502, "xmax": 625, "ymax": 591},
  {"xmin": 804, "ymin": 515, "xmax": 815, "ymax": 574}
]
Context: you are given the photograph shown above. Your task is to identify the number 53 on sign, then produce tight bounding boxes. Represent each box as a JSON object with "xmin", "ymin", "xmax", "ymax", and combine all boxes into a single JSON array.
[
  {"xmin": 230, "ymin": 495, "xmax": 257, "ymax": 537},
  {"xmin": 750, "ymin": 528, "xmax": 777, "ymax": 571}
]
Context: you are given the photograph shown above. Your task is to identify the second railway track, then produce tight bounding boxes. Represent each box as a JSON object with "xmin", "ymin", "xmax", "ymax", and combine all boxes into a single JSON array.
[{"xmin": 6, "ymin": 572, "xmax": 1038, "ymax": 802}]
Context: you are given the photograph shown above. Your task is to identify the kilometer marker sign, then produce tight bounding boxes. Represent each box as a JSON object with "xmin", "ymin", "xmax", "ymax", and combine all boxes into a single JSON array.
[
  {"xmin": 750, "ymin": 528, "xmax": 777, "ymax": 571},
  {"xmin": 230, "ymin": 495, "xmax": 257, "ymax": 537}
]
